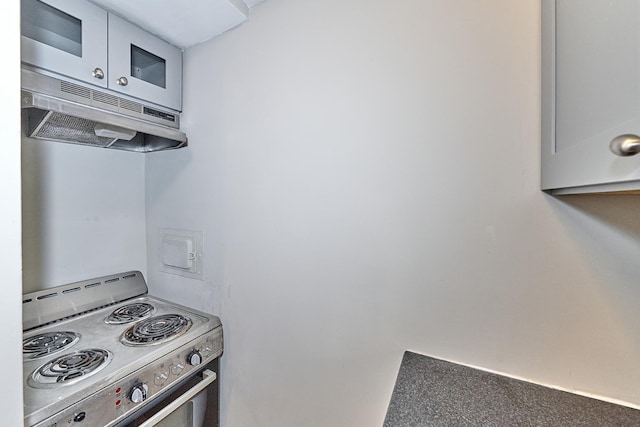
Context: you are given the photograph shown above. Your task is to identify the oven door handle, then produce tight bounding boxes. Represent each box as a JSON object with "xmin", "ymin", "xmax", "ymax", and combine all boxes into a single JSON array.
[{"xmin": 138, "ymin": 369, "xmax": 217, "ymax": 427}]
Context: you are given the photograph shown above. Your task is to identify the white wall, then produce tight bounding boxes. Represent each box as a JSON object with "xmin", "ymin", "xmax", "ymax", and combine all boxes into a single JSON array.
[
  {"xmin": 1, "ymin": 0, "xmax": 24, "ymax": 423},
  {"xmin": 145, "ymin": 1, "xmax": 640, "ymax": 426},
  {"xmin": 21, "ymin": 139, "xmax": 147, "ymax": 292}
]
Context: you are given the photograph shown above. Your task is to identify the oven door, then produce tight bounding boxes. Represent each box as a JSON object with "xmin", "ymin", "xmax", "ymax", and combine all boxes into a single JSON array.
[{"xmin": 117, "ymin": 360, "xmax": 220, "ymax": 427}]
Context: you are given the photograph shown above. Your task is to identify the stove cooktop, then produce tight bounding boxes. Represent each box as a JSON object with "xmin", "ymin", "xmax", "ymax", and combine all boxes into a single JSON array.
[{"xmin": 22, "ymin": 274, "xmax": 223, "ymax": 427}]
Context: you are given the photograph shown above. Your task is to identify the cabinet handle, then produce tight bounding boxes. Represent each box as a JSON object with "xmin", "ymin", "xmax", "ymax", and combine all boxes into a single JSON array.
[
  {"xmin": 116, "ymin": 76, "xmax": 129, "ymax": 86},
  {"xmin": 92, "ymin": 68, "xmax": 104, "ymax": 80},
  {"xmin": 610, "ymin": 134, "xmax": 640, "ymax": 157}
]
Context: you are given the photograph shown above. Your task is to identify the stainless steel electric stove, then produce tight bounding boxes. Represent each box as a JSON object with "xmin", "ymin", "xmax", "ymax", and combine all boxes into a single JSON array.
[{"xmin": 22, "ymin": 271, "xmax": 223, "ymax": 427}]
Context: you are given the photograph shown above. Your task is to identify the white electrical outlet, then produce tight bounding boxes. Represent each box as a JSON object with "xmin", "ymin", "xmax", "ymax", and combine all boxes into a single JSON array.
[{"xmin": 158, "ymin": 228, "xmax": 203, "ymax": 280}]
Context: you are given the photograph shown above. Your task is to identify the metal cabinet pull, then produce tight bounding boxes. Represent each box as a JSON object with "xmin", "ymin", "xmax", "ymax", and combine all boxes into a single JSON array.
[
  {"xmin": 117, "ymin": 76, "xmax": 129, "ymax": 86},
  {"xmin": 610, "ymin": 134, "xmax": 640, "ymax": 156},
  {"xmin": 137, "ymin": 369, "xmax": 217, "ymax": 427},
  {"xmin": 92, "ymin": 68, "xmax": 104, "ymax": 79}
]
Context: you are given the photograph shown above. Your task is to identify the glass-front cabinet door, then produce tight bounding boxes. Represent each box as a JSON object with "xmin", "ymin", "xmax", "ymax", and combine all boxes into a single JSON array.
[
  {"xmin": 21, "ymin": 0, "xmax": 108, "ymax": 88},
  {"xmin": 108, "ymin": 13, "xmax": 182, "ymax": 111}
]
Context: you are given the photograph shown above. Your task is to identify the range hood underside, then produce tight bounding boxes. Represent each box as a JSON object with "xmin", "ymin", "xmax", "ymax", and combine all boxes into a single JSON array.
[{"xmin": 24, "ymin": 107, "xmax": 185, "ymax": 152}]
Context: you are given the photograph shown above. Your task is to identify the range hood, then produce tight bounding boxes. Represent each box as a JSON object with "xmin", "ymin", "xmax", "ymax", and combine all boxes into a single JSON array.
[{"xmin": 21, "ymin": 67, "xmax": 187, "ymax": 153}]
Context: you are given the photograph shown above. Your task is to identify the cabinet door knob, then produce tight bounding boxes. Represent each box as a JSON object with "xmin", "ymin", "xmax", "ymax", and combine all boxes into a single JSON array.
[
  {"xmin": 116, "ymin": 76, "xmax": 129, "ymax": 86},
  {"xmin": 610, "ymin": 134, "xmax": 640, "ymax": 156},
  {"xmin": 92, "ymin": 68, "xmax": 105, "ymax": 79}
]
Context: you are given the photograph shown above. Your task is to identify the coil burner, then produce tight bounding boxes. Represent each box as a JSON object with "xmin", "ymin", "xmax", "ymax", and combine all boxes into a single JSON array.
[
  {"xmin": 105, "ymin": 302, "xmax": 155, "ymax": 324},
  {"xmin": 28, "ymin": 349, "xmax": 112, "ymax": 388},
  {"xmin": 23, "ymin": 332, "xmax": 80, "ymax": 360},
  {"xmin": 121, "ymin": 314, "xmax": 192, "ymax": 346}
]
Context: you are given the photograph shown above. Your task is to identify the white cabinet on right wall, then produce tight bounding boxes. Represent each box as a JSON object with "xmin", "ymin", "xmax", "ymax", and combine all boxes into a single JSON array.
[
  {"xmin": 542, "ymin": 0, "xmax": 640, "ymax": 195},
  {"xmin": 108, "ymin": 13, "xmax": 182, "ymax": 112}
]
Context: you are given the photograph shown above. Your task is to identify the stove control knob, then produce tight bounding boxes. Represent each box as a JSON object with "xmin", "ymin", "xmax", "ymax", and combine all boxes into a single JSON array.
[
  {"xmin": 187, "ymin": 349, "xmax": 202, "ymax": 366},
  {"xmin": 129, "ymin": 383, "xmax": 148, "ymax": 404},
  {"xmin": 171, "ymin": 362, "xmax": 185, "ymax": 376},
  {"xmin": 154, "ymin": 371, "xmax": 169, "ymax": 386},
  {"xmin": 201, "ymin": 341, "xmax": 213, "ymax": 357}
]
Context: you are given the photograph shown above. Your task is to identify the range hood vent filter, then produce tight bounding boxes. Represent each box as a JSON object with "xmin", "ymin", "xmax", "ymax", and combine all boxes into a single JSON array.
[{"xmin": 28, "ymin": 110, "xmax": 117, "ymax": 147}]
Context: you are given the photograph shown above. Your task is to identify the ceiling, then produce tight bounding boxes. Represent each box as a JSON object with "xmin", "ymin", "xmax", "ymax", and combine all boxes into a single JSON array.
[{"xmin": 89, "ymin": 0, "xmax": 265, "ymax": 49}]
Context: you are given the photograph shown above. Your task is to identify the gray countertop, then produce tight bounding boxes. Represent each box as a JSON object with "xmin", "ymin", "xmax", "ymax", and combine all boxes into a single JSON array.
[{"xmin": 384, "ymin": 351, "xmax": 640, "ymax": 426}]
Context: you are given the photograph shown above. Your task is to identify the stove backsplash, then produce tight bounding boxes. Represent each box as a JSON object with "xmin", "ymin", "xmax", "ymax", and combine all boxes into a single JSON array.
[{"xmin": 21, "ymin": 137, "xmax": 147, "ymax": 293}]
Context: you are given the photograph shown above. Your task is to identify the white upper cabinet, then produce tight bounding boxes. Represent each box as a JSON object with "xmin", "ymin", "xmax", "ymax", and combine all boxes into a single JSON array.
[
  {"xmin": 108, "ymin": 14, "xmax": 182, "ymax": 112},
  {"xmin": 21, "ymin": 0, "xmax": 182, "ymax": 111},
  {"xmin": 541, "ymin": 0, "xmax": 640, "ymax": 194},
  {"xmin": 21, "ymin": 0, "xmax": 108, "ymax": 88}
]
